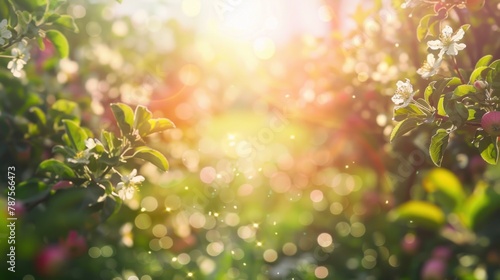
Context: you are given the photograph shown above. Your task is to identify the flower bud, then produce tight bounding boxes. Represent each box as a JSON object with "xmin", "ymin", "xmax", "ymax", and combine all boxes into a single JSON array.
[{"xmin": 474, "ymin": 80, "xmax": 488, "ymax": 90}]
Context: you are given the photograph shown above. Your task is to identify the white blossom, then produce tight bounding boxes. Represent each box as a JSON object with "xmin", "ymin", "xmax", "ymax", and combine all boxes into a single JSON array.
[
  {"xmin": 391, "ymin": 79, "xmax": 415, "ymax": 109},
  {"xmin": 67, "ymin": 138, "xmax": 100, "ymax": 164},
  {"xmin": 7, "ymin": 40, "xmax": 30, "ymax": 78},
  {"xmin": 417, "ymin": 54, "xmax": 442, "ymax": 79},
  {"xmin": 427, "ymin": 26, "xmax": 466, "ymax": 57},
  {"xmin": 0, "ymin": 19, "xmax": 12, "ymax": 45},
  {"xmin": 116, "ymin": 169, "xmax": 145, "ymax": 200}
]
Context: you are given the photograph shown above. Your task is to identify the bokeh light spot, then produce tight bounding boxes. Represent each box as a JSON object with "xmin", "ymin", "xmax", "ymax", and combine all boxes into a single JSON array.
[{"xmin": 253, "ymin": 37, "xmax": 275, "ymax": 60}]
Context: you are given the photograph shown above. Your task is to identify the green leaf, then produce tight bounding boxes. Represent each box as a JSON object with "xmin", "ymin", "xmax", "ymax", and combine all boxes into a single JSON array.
[
  {"xmin": 16, "ymin": 179, "xmax": 50, "ymax": 202},
  {"xmin": 437, "ymin": 96, "xmax": 446, "ymax": 116},
  {"xmin": 62, "ymin": 119, "xmax": 88, "ymax": 151},
  {"xmin": 36, "ymin": 36, "xmax": 45, "ymax": 50},
  {"xmin": 134, "ymin": 105, "xmax": 152, "ymax": 137},
  {"xmin": 389, "ymin": 201, "xmax": 445, "ymax": 230},
  {"xmin": 54, "ymin": 15, "xmax": 79, "ymax": 33},
  {"xmin": 460, "ymin": 24, "xmax": 471, "ymax": 33},
  {"xmin": 446, "ymin": 77, "xmax": 462, "ymax": 87},
  {"xmin": 101, "ymin": 195, "xmax": 122, "ymax": 221},
  {"xmin": 37, "ymin": 159, "xmax": 76, "ymax": 178},
  {"xmin": 51, "ymin": 99, "xmax": 78, "ymax": 115},
  {"xmin": 478, "ymin": 136, "xmax": 499, "ymax": 164},
  {"xmin": 111, "ymin": 103, "xmax": 134, "ymax": 136},
  {"xmin": 475, "ymin": 55, "xmax": 493, "ymax": 69},
  {"xmin": 132, "ymin": 146, "xmax": 169, "ymax": 171},
  {"xmin": 423, "ymin": 168, "xmax": 466, "ymax": 211},
  {"xmin": 148, "ymin": 118, "xmax": 175, "ymax": 135},
  {"xmin": 429, "ymin": 129, "xmax": 449, "ymax": 166},
  {"xmin": 29, "ymin": 106, "xmax": 47, "ymax": 126},
  {"xmin": 424, "ymin": 81, "xmax": 436, "ymax": 105},
  {"xmin": 417, "ymin": 14, "xmax": 433, "ymax": 42},
  {"xmin": 52, "ymin": 144, "xmax": 76, "ymax": 158},
  {"xmin": 390, "ymin": 118, "xmax": 420, "ymax": 142},
  {"xmin": 444, "ymin": 98, "xmax": 469, "ymax": 127},
  {"xmin": 453, "ymin": 85, "xmax": 476, "ymax": 98},
  {"xmin": 45, "ymin": 29, "xmax": 69, "ymax": 58},
  {"xmin": 469, "ymin": 66, "xmax": 491, "ymax": 84},
  {"xmin": 461, "ymin": 181, "xmax": 500, "ymax": 229}
]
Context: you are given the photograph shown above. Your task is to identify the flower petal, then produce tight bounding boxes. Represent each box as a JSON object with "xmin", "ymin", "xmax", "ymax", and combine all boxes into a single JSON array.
[
  {"xmin": 451, "ymin": 28, "xmax": 465, "ymax": 41},
  {"xmin": 427, "ymin": 40, "xmax": 443, "ymax": 50}
]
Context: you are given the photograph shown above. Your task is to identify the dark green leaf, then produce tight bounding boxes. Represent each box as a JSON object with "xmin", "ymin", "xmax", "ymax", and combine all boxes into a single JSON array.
[
  {"xmin": 52, "ymin": 145, "xmax": 76, "ymax": 158},
  {"xmin": 133, "ymin": 146, "xmax": 169, "ymax": 171},
  {"xmin": 46, "ymin": 29, "xmax": 69, "ymax": 58},
  {"xmin": 429, "ymin": 128, "xmax": 449, "ymax": 166},
  {"xmin": 444, "ymin": 98, "xmax": 469, "ymax": 127},
  {"xmin": 101, "ymin": 195, "xmax": 122, "ymax": 221},
  {"xmin": 37, "ymin": 159, "xmax": 76, "ymax": 178},
  {"xmin": 111, "ymin": 103, "xmax": 134, "ymax": 136}
]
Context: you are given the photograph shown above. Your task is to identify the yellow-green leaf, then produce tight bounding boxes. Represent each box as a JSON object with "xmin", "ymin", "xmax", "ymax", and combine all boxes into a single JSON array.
[
  {"xmin": 390, "ymin": 201, "xmax": 445, "ymax": 230},
  {"xmin": 46, "ymin": 29, "xmax": 69, "ymax": 58}
]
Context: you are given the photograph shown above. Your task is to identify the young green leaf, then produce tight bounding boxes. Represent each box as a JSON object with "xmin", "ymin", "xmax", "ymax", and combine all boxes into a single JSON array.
[
  {"xmin": 389, "ymin": 201, "xmax": 445, "ymax": 230},
  {"xmin": 46, "ymin": 29, "xmax": 69, "ymax": 58},
  {"xmin": 62, "ymin": 119, "xmax": 88, "ymax": 151},
  {"xmin": 461, "ymin": 181, "xmax": 500, "ymax": 229},
  {"xmin": 475, "ymin": 55, "xmax": 493, "ymax": 69},
  {"xmin": 29, "ymin": 106, "xmax": 47, "ymax": 126},
  {"xmin": 54, "ymin": 15, "xmax": 79, "ymax": 33},
  {"xmin": 111, "ymin": 103, "xmax": 134, "ymax": 136},
  {"xmin": 469, "ymin": 66, "xmax": 491, "ymax": 84},
  {"xmin": 453, "ymin": 84, "xmax": 475, "ymax": 98},
  {"xmin": 429, "ymin": 129, "xmax": 449, "ymax": 166},
  {"xmin": 133, "ymin": 105, "xmax": 152, "ymax": 137},
  {"xmin": 148, "ymin": 118, "xmax": 175, "ymax": 135},
  {"xmin": 132, "ymin": 146, "xmax": 169, "ymax": 171},
  {"xmin": 390, "ymin": 118, "xmax": 420, "ymax": 142},
  {"xmin": 417, "ymin": 14, "xmax": 433, "ymax": 42},
  {"xmin": 423, "ymin": 168, "xmax": 466, "ymax": 211},
  {"xmin": 478, "ymin": 136, "xmax": 499, "ymax": 164}
]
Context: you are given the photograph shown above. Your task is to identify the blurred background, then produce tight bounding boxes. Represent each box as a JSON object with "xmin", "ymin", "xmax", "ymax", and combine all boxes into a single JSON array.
[{"xmin": 2, "ymin": 0, "xmax": 500, "ymax": 279}]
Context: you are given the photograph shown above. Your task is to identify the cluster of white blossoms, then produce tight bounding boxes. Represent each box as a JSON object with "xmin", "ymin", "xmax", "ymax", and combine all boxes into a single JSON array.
[
  {"xmin": 0, "ymin": 19, "xmax": 31, "ymax": 78},
  {"xmin": 417, "ymin": 25, "xmax": 466, "ymax": 79},
  {"xmin": 392, "ymin": 25, "xmax": 467, "ymax": 109}
]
